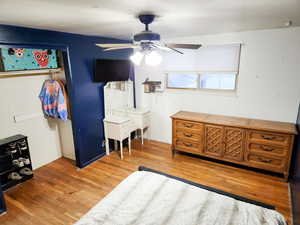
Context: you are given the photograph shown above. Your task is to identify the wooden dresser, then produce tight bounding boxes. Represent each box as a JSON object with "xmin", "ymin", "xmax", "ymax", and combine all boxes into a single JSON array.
[{"xmin": 171, "ymin": 111, "xmax": 297, "ymax": 180}]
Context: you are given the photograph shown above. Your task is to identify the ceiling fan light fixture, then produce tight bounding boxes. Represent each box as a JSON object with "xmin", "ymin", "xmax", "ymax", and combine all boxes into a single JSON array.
[
  {"xmin": 130, "ymin": 51, "xmax": 144, "ymax": 65},
  {"xmin": 145, "ymin": 51, "xmax": 162, "ymax": 66},
  {"xmin": 96, "ymin": 14, "xmax": 203, "ymax": 62}
]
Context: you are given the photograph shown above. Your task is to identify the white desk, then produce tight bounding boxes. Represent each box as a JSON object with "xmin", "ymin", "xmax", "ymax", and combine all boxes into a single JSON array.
[
  {"xmin": 103, "ymin": 116, "xmax": 136, "ymax": 159},
  {"xmin": 112, "ymin": 108, "xmax": 150, "ymax": 144}
]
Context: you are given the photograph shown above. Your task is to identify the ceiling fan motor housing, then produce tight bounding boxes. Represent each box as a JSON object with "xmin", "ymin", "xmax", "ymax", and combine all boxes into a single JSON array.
[
  {"xmin": 138, "ymin": 14, "xmax": 155, "ymax": 26},
  {"xmin": 133, "ymin": 31, "xmax": 161, "ymax": 42},
  {"xmin": 134, "ymin": 14, "xmax": 160, "ymax": 42}
]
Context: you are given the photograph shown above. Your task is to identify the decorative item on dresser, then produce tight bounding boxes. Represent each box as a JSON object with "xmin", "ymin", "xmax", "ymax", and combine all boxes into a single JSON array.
[{"xmin": 171, "ymin": 111, "xmax": 297, "ymax": 181}]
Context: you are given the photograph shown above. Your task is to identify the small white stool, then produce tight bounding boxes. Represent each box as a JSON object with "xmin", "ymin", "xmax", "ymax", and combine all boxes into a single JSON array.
[{"xmin": 103, "ymin": 116, "xmax": 135, "ymax": 159}]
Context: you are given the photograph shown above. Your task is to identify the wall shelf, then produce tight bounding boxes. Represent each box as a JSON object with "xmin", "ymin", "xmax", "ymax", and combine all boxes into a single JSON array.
[{"xmin": 0, "ymin": 68, "xmax": 62, "ymax": 79}]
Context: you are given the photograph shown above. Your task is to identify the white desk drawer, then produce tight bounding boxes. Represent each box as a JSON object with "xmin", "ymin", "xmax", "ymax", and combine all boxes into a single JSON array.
[
  {"xmin": 104, "ymin": 120, "xmax": 132, "ymax": 140},
  {"xmin": 129, "ymin": 112, "xmax": 151, "ymax": 129},
  {"xmin": 112, "ymin": 109, "xmax": 150, "ymax": 129}
]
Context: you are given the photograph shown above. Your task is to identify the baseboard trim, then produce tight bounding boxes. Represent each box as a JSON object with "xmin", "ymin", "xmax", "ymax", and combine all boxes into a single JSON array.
[
  {"xmin": 77, "ymin": 152, "xmax": 106, "ymax": 168},
  {"xmin": 143, "ymin": 138, "xmax": 171, "ymax": 145}
]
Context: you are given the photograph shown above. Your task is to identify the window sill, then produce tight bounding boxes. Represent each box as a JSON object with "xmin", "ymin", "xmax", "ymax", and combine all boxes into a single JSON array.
[{"xmin": 165, "ymin": 87, "xmax": 238, "ymax": 97}]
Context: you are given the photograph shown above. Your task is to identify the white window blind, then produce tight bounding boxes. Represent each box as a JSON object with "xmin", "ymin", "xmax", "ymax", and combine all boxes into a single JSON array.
[
  {"xmin": 196, "ymin": 44, "xmax": 241, "ymax": 73},
  {"xmin": 162, "ymin": 49, "xmax": 198, "ymax": 71},
  {"xmin": 163, "ymin": 44, "xmax": 241, "ymax": 74}
]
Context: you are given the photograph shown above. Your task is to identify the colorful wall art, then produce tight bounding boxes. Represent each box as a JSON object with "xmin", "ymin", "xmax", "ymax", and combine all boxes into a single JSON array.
[{"xmin": 0, "ymin": 48, "xmax": 58, "ymax": 71}]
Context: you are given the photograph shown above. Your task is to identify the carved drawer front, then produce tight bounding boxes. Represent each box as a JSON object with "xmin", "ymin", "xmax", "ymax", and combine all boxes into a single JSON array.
[
  {"xmin": 248, "ymin": 143, "xmax": 287, "ymax": 156},
  {"xmin": 176, "ymin": 129, "xmax": 202, "ymax": 141},
  {"xmin": 175, "ymin": 139, "xmax": 201, "ymax": 153},
  {"xmin": 248, "ymin": 130, "xmax": 290, "ymax": 146},
  {"xmin": 176, "ymin": 120, "xmax": 202, "ymax": 131},
  {"xmin": 204, "ymin": 124, "xmax": 224, "ymax": 157},
  {"xmin": 224, "ymin": 127, "xmax": 244, "ymax": 161},
  {"xmin": 247, "ymin": 153, "xmax": 284, "ymax": 172}
]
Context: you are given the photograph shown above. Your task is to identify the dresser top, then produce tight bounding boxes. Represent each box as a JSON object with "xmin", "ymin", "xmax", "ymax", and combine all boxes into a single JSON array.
[
  {"xmin": 113, "ymin": 107, "xmax": 150, "ymax": 115},
  {"xmin": 103, "ymin": 115, "xmax": 130, "ymax": 124},
  {"xmin": 171, "ymin": 111, "xmax": 297, "ymax": 135}
]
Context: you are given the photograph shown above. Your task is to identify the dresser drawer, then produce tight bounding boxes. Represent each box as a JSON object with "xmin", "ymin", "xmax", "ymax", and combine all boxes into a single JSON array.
[
  {"xmin": 176, "ymin": 129, "xmax": 202, "ymax": 141},
  {"xmin": 248, "ymin": 143, "xmax": 288, "ymax": 156},
  {"xmin": 176, "ymin": 120, "xmax": 203, "ymax": 131},
  {"xmin": 247, "ymin": 153, "xmax": 285, "ymax": 171},
  {"xmin": 248, "ymin": 130, "xmax": 290, "ymax": 146},
  {"xmin": 174, "ymin": 139, "xmax": 201, "ymax": 153}
]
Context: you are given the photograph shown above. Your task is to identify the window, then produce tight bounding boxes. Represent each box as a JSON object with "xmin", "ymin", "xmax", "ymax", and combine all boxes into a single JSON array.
[
  {"xmin": 199, "ymin": 74, "xmax": 236, "ymax": 90},
  {"xmin": 164, "ymin": 44, "xmax": 241, "ymax": 91},
  {"xmin": 166, "ymin": 73, "xmax": 237, "ymax": 90},
  {"xmin": 167, "ymin": 73, "xmax": 198, "ymax": 89}
]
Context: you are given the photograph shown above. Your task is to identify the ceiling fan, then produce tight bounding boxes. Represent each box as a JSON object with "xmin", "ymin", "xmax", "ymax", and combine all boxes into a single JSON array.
[{"xmin": 96, "ymin": 14, "xmax": 202, "ymax": 66}]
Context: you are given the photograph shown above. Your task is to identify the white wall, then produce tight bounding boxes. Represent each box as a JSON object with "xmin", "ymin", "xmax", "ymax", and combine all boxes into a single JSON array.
[
  {"xmin": 135, "ymin": 27, "xmax": 300, "ymax": 144},
  {"xmin": 0, "ymin": 75, "xmax": 62, "ymax": 169},
  {"xmin": 58, "ymin": 120, "xmax": 75, "ymax": 160},
  {"xmin": 56, "ymin": 70, "xmax": 76, "ymax": 161},
  {"xmin": 0, "ymin": 69, "xmax": 75, "ymax": 168}
]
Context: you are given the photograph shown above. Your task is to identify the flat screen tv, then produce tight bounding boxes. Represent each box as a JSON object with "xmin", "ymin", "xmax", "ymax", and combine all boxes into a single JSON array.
[{"xmin": 94, "ymin": 59, "xmax": 131, "ymax": 82}]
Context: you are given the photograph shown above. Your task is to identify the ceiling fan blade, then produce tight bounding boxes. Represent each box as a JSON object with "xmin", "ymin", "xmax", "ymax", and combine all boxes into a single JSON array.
[
  {"xmin": 96, "ymin": 43, "xmax": 134, "ymax": 48},
  {"xmin": 151, "ymin": 43, "xmax": 184, "ymax": 54},
  {"xmin": 167, "ymin": 46, "xmax": 184, "ymax": 54},
  {"xmin": 165, "ymin": 44, "xmax": 202, "ymax": 49},
  {"xmin": 103, "ymin": 46, "xmax": 138, "ymax": 51},
  {"xmin": 151, "ymin": 44, "xmax": 171, "ymax": 51}
]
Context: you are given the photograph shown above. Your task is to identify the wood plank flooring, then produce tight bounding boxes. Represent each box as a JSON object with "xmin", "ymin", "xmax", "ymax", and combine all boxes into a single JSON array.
[{"xmin": 0, "ymin": 139, "xmax": 292, "ymax": 225}]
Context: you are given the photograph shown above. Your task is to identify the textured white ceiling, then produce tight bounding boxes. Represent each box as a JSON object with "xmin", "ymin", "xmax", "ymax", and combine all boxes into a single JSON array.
[{"xmin": 1, "ymin": 0, "xmax": 299, "ymax": 40}]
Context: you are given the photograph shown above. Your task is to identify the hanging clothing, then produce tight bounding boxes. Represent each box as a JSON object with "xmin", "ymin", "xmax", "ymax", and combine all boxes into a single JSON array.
[
  {"xmin": 56, "ymin": 79, "xmax": 71, "ymax": 119},
  {"xmin": 39, "ymin": 80, "xmax": 68, "ymax": 120}
]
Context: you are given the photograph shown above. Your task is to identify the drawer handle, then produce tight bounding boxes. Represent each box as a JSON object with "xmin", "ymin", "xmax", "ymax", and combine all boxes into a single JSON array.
[
  {"xmin": 258, "ymin": 157, "xmax": 272, "ymax": 163},
  {"xmin": 261, "ymin": 146, "xmax": 275, "ymax": 152},
  {"xmin": 183, "ymin": 123, "xmax": 193, "ymax": 128},
  {"xmin": 183, "ymin": 142, "xmax": 193, "ymax": 147},
  {"xmin": 184, "ymin": 133, "xmax": 193, "ymax": 137},
  {"xmin": 261, "ymin": 135, "xmax": 276, "ymax": 140}
]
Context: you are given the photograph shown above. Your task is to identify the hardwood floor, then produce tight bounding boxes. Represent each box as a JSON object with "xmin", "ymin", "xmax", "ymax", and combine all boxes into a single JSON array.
[{"xmin": 0, "ymin": 139, "xmax": 292, "ymax": 225}]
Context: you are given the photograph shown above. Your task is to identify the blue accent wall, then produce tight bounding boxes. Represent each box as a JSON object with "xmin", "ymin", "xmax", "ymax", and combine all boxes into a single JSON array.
[
  {"xmin": 0, "ymin": 24, "xmax": 132, "ymax": 166},
  {"xmin": 0, "ymin": 24, "xmax": 133, "ymax": 213},
  {"xmin": 291, "ymin": 104, "xmax": 300, "ymax": 225}
]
